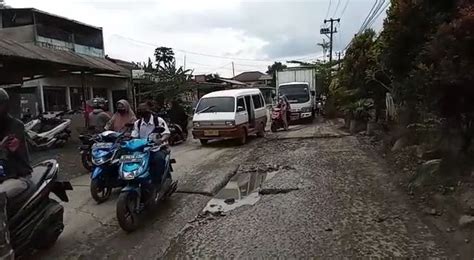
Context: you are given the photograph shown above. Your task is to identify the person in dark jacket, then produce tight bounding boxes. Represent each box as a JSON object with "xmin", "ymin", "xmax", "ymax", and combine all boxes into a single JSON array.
[
  {"xmin": 168, "ymin": 100, "xmax": 188, "ymax": 135},
  {"xmin": 0, "ymin": 89, "xmax": 33, "ymax": 198}
]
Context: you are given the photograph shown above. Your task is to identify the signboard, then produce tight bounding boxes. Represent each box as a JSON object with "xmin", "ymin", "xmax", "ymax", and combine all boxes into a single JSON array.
[{"xmin": 132, "ymin": 69, "xmax": 145, "ymax": 79}]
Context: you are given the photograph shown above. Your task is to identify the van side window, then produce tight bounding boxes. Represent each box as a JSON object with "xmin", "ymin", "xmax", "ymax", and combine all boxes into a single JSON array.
[
  {"xmin": 237, "ymin": 97, "xmax": 246, "ymax": 112},
  {"xmin": 252, "ymin": 95, "xmax": 263, "ymax": 109}
]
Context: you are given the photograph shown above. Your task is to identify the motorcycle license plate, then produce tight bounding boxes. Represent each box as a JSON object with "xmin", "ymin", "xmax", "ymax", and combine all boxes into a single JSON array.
[
  {"xmin": 92, "ymin": 142, "xmax": 113, "ymax": 149},
  {"xmin": 204, "ymin": 130, "xmax": 219, "ymax": 136},
  {"xmin": 119, "ymin": 155, "xmax": 141, "ymax": 163}
]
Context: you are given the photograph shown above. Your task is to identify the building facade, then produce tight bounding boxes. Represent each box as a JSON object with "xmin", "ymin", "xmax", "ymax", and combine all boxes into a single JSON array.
[{"xmin": 0, "ymin": 8, "xmax": 132, "ymax": 116}]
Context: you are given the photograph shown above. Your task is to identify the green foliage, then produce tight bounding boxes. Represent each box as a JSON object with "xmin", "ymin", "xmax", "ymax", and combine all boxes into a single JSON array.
[{"xmin": 139, "ymin": 47, "xmax": 193, "ymax": 104}]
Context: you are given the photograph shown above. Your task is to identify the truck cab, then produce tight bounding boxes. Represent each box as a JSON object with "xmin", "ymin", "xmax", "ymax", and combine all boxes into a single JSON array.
[{"xmin": 278, "ymin": 82, "xmax": 315, "ymax": 121}]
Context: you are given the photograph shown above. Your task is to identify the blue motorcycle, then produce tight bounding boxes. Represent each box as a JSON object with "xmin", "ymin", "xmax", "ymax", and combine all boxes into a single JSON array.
[
  {"xmin": 90, "ymin": 131, "xmax": 126, "ymax": 203},
  {"xmin": 116, "ymin": 128, "xmax": 177, "ymax": 232}
]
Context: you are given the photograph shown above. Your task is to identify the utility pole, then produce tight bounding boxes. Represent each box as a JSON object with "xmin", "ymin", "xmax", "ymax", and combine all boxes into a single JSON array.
[
  {"xmin": 232, "ymin": 62, "xmax": 235, "ymax": 78},
  {"xmin": 183, "ymin": 55, "xmax": 186, "ymax": 70},
  {"xmin": 321, "ymin": 18, "xmax": 340, "ymax": 63}
]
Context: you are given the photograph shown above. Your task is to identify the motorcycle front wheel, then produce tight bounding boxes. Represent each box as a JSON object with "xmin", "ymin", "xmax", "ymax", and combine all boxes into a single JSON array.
[
  {"xmin": 81, "ymin": 151, "xmax": 93, "ymax": 172},
  {"xmin": 116, "ymin": 192, "xmax": 140, "ymax": 232},
  {"xmin": 90, "ymin": 178, "xmax": 112, "ymax": 204}
]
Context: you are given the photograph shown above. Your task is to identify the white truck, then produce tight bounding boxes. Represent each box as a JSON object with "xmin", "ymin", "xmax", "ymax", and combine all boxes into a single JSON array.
[{"xmin": 276, "ymin": 67, "xmax": 317, "ymax": 121}]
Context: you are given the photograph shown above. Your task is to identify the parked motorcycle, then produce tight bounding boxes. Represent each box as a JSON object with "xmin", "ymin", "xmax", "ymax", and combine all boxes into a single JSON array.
[
  {"xmin": 157, "ymin": 111, "xmax": 187, "ymax": 146},
  {"xmin": 270, "ymin": 107, "xmax": 285, "ymax": 132},
  {"xmin": 2, "ymin": 159, "xmax": 72, "ymax": 257},
  {"xmin": 25, "ymin": 111, "xmax": 72, "ymax": 151},
  {"xmin": 79, "ymin": 131, "xmax": 96, "ymax": 172},
  {"xmin": 89, "ymin": 131, "xmax": 126, "ymax": 203},
  {"xmin": 116, "ymin": 127, "xmax": 177, "ymax": 232}
]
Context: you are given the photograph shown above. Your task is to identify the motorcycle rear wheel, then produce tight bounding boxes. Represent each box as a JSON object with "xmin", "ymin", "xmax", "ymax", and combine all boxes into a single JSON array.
[
  {"xmin": 90, "ymin": 178, "xmax": 112, "ymax": 204},
  {"xmin": 116, "ymin": 193, "xmax": 140, "ymax": 232}
]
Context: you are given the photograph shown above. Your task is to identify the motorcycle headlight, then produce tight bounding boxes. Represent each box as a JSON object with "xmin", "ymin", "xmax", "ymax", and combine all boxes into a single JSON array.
[
  {"xmin": 120, "ymin": 160, "xmax": 143, "ymax": 180},
  {"xmin": 92, "ymin": 150, "xmax": 112, "ymax": 166}
]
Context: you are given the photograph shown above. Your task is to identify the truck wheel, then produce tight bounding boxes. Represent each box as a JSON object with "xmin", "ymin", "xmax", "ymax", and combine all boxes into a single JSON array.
[{"xmin": 199, "ymin": 139, "xmax": 208, "ymax": 145}]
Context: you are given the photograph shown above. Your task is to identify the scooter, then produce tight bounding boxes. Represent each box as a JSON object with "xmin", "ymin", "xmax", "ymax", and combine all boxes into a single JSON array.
[
  {"xmin": 0, "ymin": 159, "xmax": 73, "ymax": 257},
  {"xmin": 115, "ymin": 127, "xmax": 177, "ymax": 232},
  {"xmin": 25, "ymin": 112, "xmax": 72, "ymax": 151},
  {"xmin": 89, "ymin": 131, "xmax": 126, "ymax": 203},
  {"xmin": 270, "ymin": 107, "xmax": 285, "ymax": 132}
]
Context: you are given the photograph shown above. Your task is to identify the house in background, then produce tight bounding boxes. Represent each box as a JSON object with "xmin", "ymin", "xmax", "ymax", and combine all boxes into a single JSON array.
[
  {"xmin": 0, "ymin": 8, "xmax": 132, "ymax": 117},
  {"xmin": 232, "ymin": 71, "xmax": 272, "ymax": 87}
]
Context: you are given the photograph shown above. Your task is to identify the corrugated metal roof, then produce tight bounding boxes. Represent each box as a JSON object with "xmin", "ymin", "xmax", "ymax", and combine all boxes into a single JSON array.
[{"xmin": 0, "ymin": 38, "xmax": 123, "ymax": 73}]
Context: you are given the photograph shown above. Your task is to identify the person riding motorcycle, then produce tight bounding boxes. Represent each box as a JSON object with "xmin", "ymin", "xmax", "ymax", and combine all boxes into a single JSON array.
[
  {"xmin": 168, "ymin": 100, "xmax": 188, "ymax": 135},
  {"xmin": 105, "ymin": 100, "xmax": 136, "ymax": 132},
  {"xmin": 131, "ymin": 102, "xmax": 171, "ymax": 184},
  {"xmin": 0, "ymin": 89, "xmax": 33, "ymax": 200},
  {"xmin": 88, "ymin": 98, "xmax": 111, "ymax": 132}
]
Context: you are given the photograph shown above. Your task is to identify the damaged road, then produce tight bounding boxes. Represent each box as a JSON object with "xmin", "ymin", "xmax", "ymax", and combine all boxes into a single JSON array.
[
  {"xmin": 37, "ymin": 120, "xmax": 464, "ymax": 258},
  {"xmin": 164, "ymin": 121, "xmax": 458, "ymax": 258}
]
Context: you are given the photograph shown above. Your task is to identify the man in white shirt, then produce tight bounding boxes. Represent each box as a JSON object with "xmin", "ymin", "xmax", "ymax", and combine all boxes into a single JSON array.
[{"xmin": 131, "ymin": 102, "xmax": 171, "ymax": 184}]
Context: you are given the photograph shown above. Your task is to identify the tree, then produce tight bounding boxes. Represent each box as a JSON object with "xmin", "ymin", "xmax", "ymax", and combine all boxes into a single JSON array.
[
  {"xmin": 139, "ymin": 47, "xmax": 193, "ymax": 105},
  {"xmin": 0, "ymin": 0, "xmax": 9, "ymax": 8},
  {"xmin": 266, "ymin": 62, "xmax": 287, "ymax": 87},
  {"xmin": 154, "ymin": 47, "xmax": 175, "ymax": 68}
]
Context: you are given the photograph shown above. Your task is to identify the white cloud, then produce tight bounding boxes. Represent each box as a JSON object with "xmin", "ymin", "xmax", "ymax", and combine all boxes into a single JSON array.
[{"xmin": 7, "ymin": 0, "xmax": 388, "ymax": 77}]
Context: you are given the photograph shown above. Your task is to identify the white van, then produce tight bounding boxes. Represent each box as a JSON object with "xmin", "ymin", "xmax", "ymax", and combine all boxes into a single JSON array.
[{"xmin": 192, "ymin": 89, "xmax": 267, "ymax": 145}]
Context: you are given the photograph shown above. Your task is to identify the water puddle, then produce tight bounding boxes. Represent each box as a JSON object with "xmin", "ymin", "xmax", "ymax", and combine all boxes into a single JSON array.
[{"xmin": 203, "ymin": 167, "xmax": 278, "ymax": 213}]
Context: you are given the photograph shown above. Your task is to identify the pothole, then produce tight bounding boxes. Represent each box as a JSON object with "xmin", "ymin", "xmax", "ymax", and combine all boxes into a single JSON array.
[{"xmin": 203, "ymin": 164, "xmax": 286, "ymax": 214}]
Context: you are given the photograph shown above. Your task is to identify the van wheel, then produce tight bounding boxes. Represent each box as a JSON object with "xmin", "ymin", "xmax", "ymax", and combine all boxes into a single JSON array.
[
  {"xmin": 199, "ymin": 139, "xmax": 208, "ymax": 145},
  {"xmin": 257, "ymin": 123, "xmax": 265, "ymax": 137},
  {"xmin": 238, "ymin": 129, "xmax": 247, "ymax": 145}
]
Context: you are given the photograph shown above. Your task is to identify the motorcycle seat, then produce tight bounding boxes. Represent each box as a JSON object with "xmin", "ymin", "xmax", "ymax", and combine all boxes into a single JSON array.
[{"xmin": 30, "ymin": 161, "xmax": 55, "ymax": 189}]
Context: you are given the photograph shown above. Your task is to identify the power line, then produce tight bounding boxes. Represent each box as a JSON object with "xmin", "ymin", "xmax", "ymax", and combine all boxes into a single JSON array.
[
  {"xmin": 367, "ymin": 1, "xmax": 390, "ymax": 29},
  {"xmin": 332, "ymin": 0, "xmax": 341, "ymax": 17},
  {"xmin": 112, "ymin": 34, "xmax": 273, "ymax": 62},
  {"xmin": 359, "ymin": 0, "xmax": 386, "ymax": 33},
  {"xmin": 339, "ymin": 0, "xmax": 350, "ymax": 17},
  {"xmin": 324, "ymin": 0, "xmax": 333, "ymax": 20},
  {"xmin": 358, "ymin": 0, "xmax": 379, "ymax": 33}
]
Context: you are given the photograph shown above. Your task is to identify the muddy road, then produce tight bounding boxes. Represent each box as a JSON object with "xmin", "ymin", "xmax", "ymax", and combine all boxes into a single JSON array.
[{"xmin": 36, "ymin": 120, "xmax": 462, "ymax": 258}]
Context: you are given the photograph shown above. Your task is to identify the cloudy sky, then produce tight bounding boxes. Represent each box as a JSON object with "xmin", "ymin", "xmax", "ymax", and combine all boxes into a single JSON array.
[{"xmin": 9, "ymin": 0, "xmax": 387, "ymax": 77}]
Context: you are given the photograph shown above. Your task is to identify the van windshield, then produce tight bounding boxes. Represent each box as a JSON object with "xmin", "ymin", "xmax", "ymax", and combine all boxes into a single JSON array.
[
  {"xmin": 196, "ymin": 97, "xmax": 235, "ymax": 113},
  {"xmin": 279, "ymin": 84, "xmax": 310, "ymax": 103}
]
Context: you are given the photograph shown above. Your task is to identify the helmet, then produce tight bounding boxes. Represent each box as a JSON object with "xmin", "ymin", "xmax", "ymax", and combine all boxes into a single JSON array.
[{"xmin": 0, "ymin": 88, "xmax": 9, "ymax": 104}]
